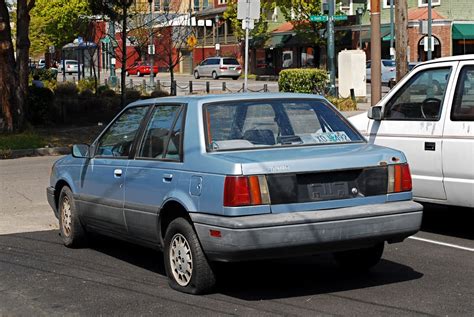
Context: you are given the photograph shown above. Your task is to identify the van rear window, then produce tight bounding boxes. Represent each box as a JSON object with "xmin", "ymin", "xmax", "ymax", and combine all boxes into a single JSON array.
[{"xmin": 223, "ymin": 58, "xmax": 239, "ymax": 65}]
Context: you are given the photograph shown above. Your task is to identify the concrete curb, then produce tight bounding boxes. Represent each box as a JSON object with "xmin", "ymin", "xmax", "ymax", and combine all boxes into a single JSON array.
[{"xmin": 1, "ymin": 147, "xmax": 70, "ymax": 160}]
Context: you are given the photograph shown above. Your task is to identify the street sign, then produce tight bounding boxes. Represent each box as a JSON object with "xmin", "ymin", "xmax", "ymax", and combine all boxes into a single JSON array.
[
  {"xmin": 237, "ymin": 0, "xmax": 260, "ymax": 20},
  {"xmin": 333, "ymin": 15, "xmax": 348, "ymax": 21},
  {"xmin": 310, "ymin": 15, "xmax": 328, "ymax": 22},
  {"xmin": 148, "ymin": 44, "xmax": 155, "ymax": 55},
  {"xmin": 242, "ymin": 19, "xmax": 254, "ymax": 30},
  {"xmin": 424, "ymin": 36, "xmax": 435, "ymax": 52}
]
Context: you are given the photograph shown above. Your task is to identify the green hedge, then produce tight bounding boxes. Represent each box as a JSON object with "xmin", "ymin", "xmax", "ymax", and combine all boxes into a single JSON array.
[{"xmin": 278, "ymin": 68, "xmax": 329, "ymax": 93}]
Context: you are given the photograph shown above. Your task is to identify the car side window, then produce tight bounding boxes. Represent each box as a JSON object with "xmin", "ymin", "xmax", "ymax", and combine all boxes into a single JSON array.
[
  {"xmin": 384, "ymin": 67, "xmax": 451, "ymax": 121},
  {"xmin": 200, "ymin": 59, "xmax": 208, "ymax": 66},
  {"xmin": 210, "ymin": 59, "xmax": 220, "ymax": 65},
  {"xmin": 138, "ymin": 105, "xmax": 183, "ymax": 160},
  {"xmin": 96, "ymin": 106, "xmax": 149, "ymax": 158},
  {"xmin": 451, "ymin": 65, "xmax": 474, "ymax": 121}
]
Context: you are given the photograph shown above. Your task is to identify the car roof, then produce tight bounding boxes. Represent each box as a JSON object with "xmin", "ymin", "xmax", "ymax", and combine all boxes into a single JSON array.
[
  {"xmin": 127, "ymin": 93, "xmax": 327, "ymax": 108},
  {"xmin": 416, "ymin": 54, "xmax": 474, "ymax": 66}
]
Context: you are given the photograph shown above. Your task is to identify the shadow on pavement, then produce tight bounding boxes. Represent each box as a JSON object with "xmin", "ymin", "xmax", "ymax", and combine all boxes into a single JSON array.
[
  {"xmin": 216, "ymin": 255, "xmax": 423, "ymax": 300},
  {"xmin": 1, "ymin": 230, "xmax": 423, "ymax": 300},
  {"xmin": 420, "ymin": 203, "xmax": 474, "ymax": 240}
]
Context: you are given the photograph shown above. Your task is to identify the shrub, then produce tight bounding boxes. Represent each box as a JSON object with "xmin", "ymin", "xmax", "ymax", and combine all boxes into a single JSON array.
[
  {"xmin": 55, "ymin": 82, "xmax": 78, "ymax": 97},
  {"xmin": 150, "ymin": 89, "xmax": 170, "ymax": 98},
  {"xmin": 77, "ymin": 77, "xmax": 97, "ymax": 93},
  {"xmin": 79, "ymin": 89, "xmax": 94, "ymax": 99},
  {"xmin": 27, "ymin": 87, "xmax": 55, "ymax": 125},
  {"xmin": 97, "ymin": 85, "xmax": 110, "ymax": 95},
  {"xmin": 100, "ymin": 88, "xmax": 116, "ymax": 98},
  {"xmin": 30, "ymin": 68, "xmax": 58, "ymax": 82},
  {"xmin": 125, "ymin": 89, "xmax": 141, "ymax": 102},
  {"xmin": 278, "ymin": 68, "xmax": 329, "ymax": 94},
  {"xmin": 326, "ymin": 96, "xmax": 358, "ymax": 111}
]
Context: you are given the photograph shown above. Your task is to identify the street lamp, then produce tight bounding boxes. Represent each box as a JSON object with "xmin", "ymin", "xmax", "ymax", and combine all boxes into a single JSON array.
[
  {"xmin": 356, "ymin": 7, "xmax": 364, "ymax": 49},
  {"xmin": 148, "ymin": 0, "xmax": 155, "ymax": 89},
  {"xmin": 215, "ymin": 14, "xmax": 220, "ymax": 56}
]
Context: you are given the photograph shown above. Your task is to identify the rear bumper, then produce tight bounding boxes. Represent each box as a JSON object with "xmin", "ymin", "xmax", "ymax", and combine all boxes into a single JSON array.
[
  {"xmin": 217, "ymin": 69, "xmax": 241, "ymax": 77},
  {"xmin": 190, "ymin": 201, "xmax": 423, "ymax": 262}
]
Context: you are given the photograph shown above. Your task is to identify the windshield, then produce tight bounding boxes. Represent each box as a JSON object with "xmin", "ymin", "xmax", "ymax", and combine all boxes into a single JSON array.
[{"xmin": 204, "ymin": 100, "xmax": 364, "ymax": 151}]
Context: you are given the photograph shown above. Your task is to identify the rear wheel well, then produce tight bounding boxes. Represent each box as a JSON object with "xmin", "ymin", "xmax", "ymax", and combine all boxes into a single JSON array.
[
  {"xmin": 54, "ymin": 180, "xmax": 70, "ymax": 209},
  {"xmin": 159, "ymin": 201, "xmax": 191, "ymax": 241}
]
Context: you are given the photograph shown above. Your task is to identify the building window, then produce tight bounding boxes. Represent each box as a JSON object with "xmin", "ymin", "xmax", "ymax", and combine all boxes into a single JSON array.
[
  {"xmin": 382, "ymin": 0, "xmax": 395, "ymax": 9},
  {"xmin": 154, "ymin": 0, "xmax": 160, "ymax": 12},
  {"xmin": 218, "ymin": 0, "xmax": 227, "ymax": 4},
  {"xmin": 418, "ymin": 0, "xmax": 441, "ymax": 7},
  {"xmin": 194, "ymin": 0, "xmax": 199, "ymax": 11}
]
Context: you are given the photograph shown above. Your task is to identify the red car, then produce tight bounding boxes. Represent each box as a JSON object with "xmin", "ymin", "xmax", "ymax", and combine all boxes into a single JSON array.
[{"xmin": 126, "ymin": 62, "xmax": 158, "ymax": 77}]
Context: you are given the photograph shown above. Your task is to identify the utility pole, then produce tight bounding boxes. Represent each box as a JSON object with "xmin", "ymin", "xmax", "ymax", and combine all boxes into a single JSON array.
[
  {"xmin": 395, "ymin": 0, "xmax": 408, "ymax": 82},
  {"xmin": 370, "ymin": 0, "xmax": 381, "ymax": 106},
  {"xmin": 390, "ymin": 0, "xmax": 395, "ymax": 59},
  {"xmin": 327, "ymin": 0, "xmax": 336, "ymax": 96},
  {"xmin": 427, "ymin": 0, "xmax": 432, "ymax": 60}
]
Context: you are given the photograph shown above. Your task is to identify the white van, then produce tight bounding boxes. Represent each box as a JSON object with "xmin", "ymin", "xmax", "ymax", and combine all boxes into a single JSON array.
[{"xmin": 350, "ymin": 55, "xmax": 474, "ymax": 208}]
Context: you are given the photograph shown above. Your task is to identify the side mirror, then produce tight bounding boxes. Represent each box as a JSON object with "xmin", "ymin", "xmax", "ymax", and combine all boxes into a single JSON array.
[
  {"xmin": 72, "ymin": 144, "xmax": 91, "ymax": 158},
  {"xmin": 368, "ymin": 106, "xmax": 382, "ymax": 121}
]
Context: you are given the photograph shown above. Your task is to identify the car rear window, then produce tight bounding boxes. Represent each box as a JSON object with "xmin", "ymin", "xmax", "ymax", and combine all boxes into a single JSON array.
[
  {"xmin": 223, "ymin": 58, "xmax": 239, "ymax": 65},
  {"xmin": 67, "ymin": 61, "xmax": 78, "ymax": 65},
  {"xmin": 204, "ymin": 99, "xmax": 363, "ymax": 151},
  {"xmin": 382, "ymin": 60, "xmax": 396, "ymax": 67}
]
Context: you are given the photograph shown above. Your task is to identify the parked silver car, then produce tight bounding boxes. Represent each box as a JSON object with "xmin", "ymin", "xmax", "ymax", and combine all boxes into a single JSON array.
[
  {"xmin": 194, "ymin": 57, "xmax": 242, "ymax": 80},
  {"xmin": 366, "ymin": 59, "xmax": 396, "ymax": 85}
]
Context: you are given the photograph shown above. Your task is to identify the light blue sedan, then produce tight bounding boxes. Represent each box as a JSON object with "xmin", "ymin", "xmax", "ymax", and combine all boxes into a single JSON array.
[{"xmin": 47, "ymin": 93, "xmax": 423, "ymax": 294}]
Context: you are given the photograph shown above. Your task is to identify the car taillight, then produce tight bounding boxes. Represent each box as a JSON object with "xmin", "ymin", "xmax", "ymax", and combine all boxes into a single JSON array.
[
  {"xmin": 223, "ymin": 175, "xmax": 270, "ymax": 207},
  {"xmin": 387, "ymin": 163, "xmax": 412, "ymax": 193},
  {"xmin": 236, "ymin": 66, "xmax": 242, "ymax": 70},
  {"xmin": 219, "ymin": 66, "xmax": 228, "ymax": 70}
]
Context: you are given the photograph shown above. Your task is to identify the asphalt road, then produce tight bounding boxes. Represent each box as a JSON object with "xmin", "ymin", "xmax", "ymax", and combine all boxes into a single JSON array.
[{"xmin": 1, "ymin": 156, "xmax": 473, "ymax": 316}]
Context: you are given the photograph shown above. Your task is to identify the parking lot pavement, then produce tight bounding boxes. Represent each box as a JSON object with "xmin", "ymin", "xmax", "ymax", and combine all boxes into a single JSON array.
[{"xmin": 1, "ymin": 156, "xmax": 473, "ymax": 316}]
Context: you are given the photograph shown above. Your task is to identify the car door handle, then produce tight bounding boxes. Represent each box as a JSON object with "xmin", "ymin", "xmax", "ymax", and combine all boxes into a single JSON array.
[
  {"xmin": 163, "ymin": 173, "xmax": 173, "ymax": 183},
  {"xmin": 114, "ymin": 169, "xmax": 123, "ymax": 177},
  {"xmin": 424, "ymin": 142, "xmax": 436, "ymax": 151}
]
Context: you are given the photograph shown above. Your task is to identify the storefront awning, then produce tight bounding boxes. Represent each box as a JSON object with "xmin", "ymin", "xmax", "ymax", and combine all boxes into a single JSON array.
[
  {"xmin": 264, "ymin": 34, "xmax": 292, "ymax": 49},
  {"xmin": 452, "ymin": 23, "xmax": 474, "ymax": 40},
  {"xmin": 360, "ymin": 25, "xmax": 391, "ymax": 42}
]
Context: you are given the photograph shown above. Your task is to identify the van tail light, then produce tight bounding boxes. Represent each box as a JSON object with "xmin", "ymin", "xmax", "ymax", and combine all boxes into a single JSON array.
[
  {"xmin": 387, "ymin": 163, "xmax": 412, "ymax": 193},
  {"xmin": 219, "ymin": 66, "xmax": 228, "ymax": 70},
  {"xmin": 224, "ymin": 175, "xmax": 270, "ymax": 207},
  {"xmin": 236, "ymin": 66, "xmax": 242, "ymax": 70}
]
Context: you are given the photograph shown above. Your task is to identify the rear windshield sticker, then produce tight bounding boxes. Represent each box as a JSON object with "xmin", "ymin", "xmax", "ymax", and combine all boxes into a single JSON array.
[{"xmin": 311, "ymin": 131, "xmax": 351, "ymax": 143}]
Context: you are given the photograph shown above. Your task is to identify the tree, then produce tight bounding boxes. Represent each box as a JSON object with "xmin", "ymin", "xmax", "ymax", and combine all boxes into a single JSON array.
[
  {"xmin": 29, "ymin": 0, "xmax": 91, "ymax": 57},
  {"xmin": 276, "ymin": 0, "xmax": 325, "ymax": 46},
  {"xmin": 88, "ymin": 0, "xmax": 133, "ymax": 108},
  {"xmin": 223, "ymin": 0, "xmax": 272, "ymax": 41},
  {"xmin": 154, "ymin": 3, "xmax": 194, "ymax": 85},
  {"xmin": 0, "ymin": 0, "xmax": 35, "ymax": 132},
  {"xmin": 395, "ymin": 0, "xmax": 408, "ymax": 81}
]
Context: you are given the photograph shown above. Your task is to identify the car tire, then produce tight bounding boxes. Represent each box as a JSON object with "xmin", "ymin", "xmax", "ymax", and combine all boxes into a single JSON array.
[
  {"xmin": 164, "ymin": 218, "xmax": 216, "ymax": 294},
  {"xmin": 194, "ymin": 71, "xmax": 200, "ymax": 79},
  {"xmin": 333, "ymin": 243, "xmax": 384, "ymax": 271},
  {"xmin": 212, "ymin": 71, "xmax": 219, "ymax": 80},
  {"xmin": 137, "ymin": 71, "xmax": 142, "ymax": 77},
  {"xmin": 58, "ymin": 186, "xmax": 86, "ymax": 248},
  {"xmin": 232, "ymin": 76, "xmax": 239, "ymax": 80}
]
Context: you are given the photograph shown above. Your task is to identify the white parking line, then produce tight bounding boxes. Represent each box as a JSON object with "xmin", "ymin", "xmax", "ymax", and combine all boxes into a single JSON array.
[{"xmin": 409, "ymin": 236, "xmax": 474, "ymax": 252}]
